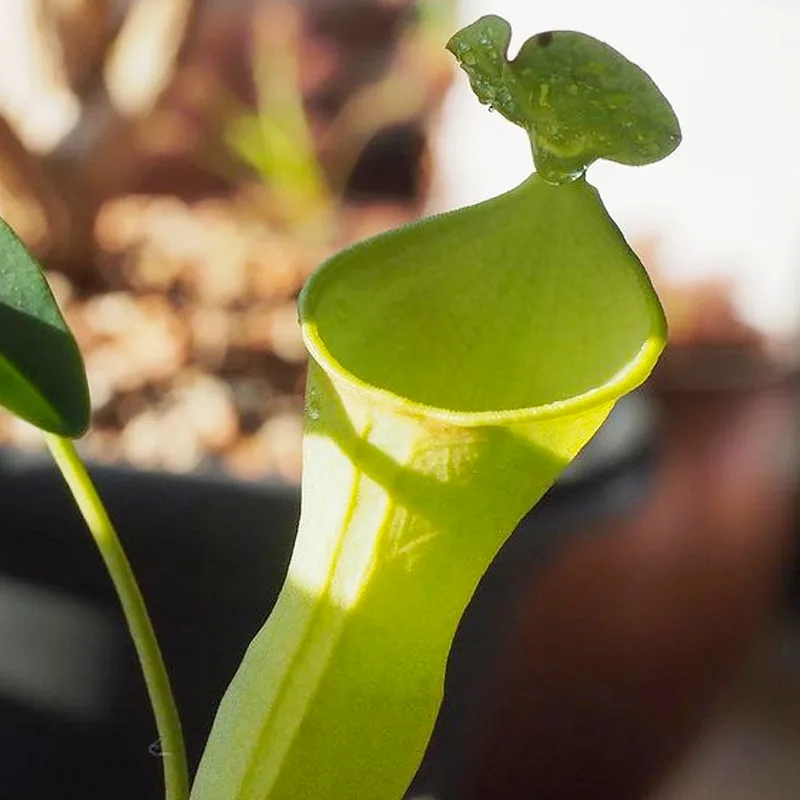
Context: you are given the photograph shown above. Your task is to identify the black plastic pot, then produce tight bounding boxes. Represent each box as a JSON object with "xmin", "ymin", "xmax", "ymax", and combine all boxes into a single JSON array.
[{"xmin": 0, "ymin": 395, "xmax": 654, "ymax": 800}]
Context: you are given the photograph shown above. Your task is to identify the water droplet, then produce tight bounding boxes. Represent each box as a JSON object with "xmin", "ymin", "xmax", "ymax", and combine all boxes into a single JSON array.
[
  {"xmin": 149, "ymin": 739, "xmax": 166, "ymax": 757},
  {"xmin": 538, "ymin": 84, "xmax": 551, "ymax": 108},
  {"xmin": 473, "ymin": 77, "xmax": 495, "ymax": 104},
  {"xmin": 494, "ymin": 88, "xmax": 515, "ymax": 115},
  {"xmin": 539, "ymin": 163, "xmax": 586, "ymax": 185},
  {"xmin": 530, "ymin": 134, "xmax": 588, "ymax": 185},
  {"xmin": 305, "ymin": 388, "xmax": 321, "ymax": 422}
]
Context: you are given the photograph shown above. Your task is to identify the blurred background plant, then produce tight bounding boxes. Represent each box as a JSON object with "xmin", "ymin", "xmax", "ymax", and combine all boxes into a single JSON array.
[
  {"xmin": 0, "ymin": 0, "xmax": 455, "ymax": 479},
  {"xmin": 219, "ymin": 4, "xmax": 331, "ymax": 232}
]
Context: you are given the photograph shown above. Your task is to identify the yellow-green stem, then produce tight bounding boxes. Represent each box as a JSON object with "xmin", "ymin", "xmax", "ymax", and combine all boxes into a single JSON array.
[{"xmin": 44, "ymin": 433, "xmax": 189, "ymax": 800}]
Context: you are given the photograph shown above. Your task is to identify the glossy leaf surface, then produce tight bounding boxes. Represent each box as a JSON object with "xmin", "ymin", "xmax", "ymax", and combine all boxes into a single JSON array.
[{"xmin": 0, "ymin": 218, "xmax": 89, "ymax": 436}]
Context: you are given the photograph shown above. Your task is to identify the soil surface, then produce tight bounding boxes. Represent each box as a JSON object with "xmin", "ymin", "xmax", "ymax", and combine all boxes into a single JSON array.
[{"xmin": 0, "ymin": 0, "xmax": 452, "ymax": 482}]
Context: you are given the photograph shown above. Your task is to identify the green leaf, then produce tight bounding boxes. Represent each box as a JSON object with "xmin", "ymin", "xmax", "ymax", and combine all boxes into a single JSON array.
[
  {"xmin": 0, "ymin": 217, "xmax": 89, "ymax": 437},
  {"xmin": 447, "ymin": 14, "xmax": 681, "ymax": 183}
]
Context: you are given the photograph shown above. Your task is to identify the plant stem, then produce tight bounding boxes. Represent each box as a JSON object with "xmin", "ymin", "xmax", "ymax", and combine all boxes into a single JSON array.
[{"xmin": 43, "ymin": 433, "xmax": 189, "ymax": 800}]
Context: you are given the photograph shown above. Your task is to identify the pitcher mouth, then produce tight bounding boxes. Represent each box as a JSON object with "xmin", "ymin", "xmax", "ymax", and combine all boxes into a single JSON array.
[
  {"xmin": 299, "ymin": 293, "xmax": 664, "ymax": 428},
  {"xmin": 298, "ymin": 172, "xmax": 666, "ymax": 428}
]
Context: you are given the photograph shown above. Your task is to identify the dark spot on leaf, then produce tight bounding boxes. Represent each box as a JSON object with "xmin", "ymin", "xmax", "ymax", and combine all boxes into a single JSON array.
[{"xmin": 536, "ymin": 32, "xmax": 554, "ymax": 47}]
